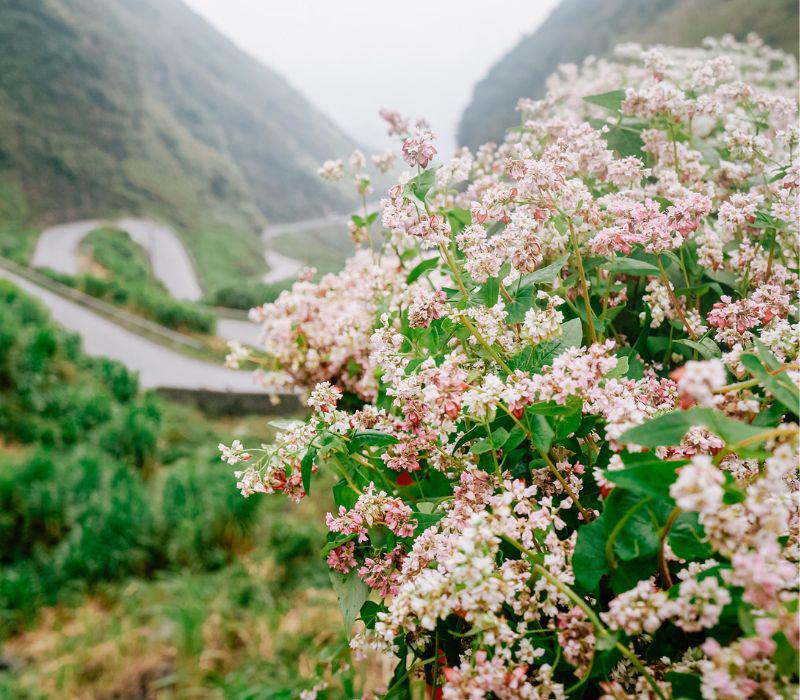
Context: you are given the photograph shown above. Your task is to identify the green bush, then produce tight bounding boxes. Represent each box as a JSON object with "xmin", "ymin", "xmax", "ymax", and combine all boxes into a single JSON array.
[
  {"xmin": 0, "ymin": 280, "xmax": 260, "ymax": 637},
  {"xmin": 209, "ymin": 281, "xmax": 284, "ymax": 310}
]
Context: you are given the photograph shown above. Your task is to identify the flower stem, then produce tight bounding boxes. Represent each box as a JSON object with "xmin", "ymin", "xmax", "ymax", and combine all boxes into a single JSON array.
[
  {"xmin": 657, "ymin": 255, "xmax": 697, "ymax": 340},
  {"xmin": 567, "ymin": 217, "xmax": 597, "ymax": 344},
  {"xmin": 658, "ymin": 506, "xmax": 680, "ymax": 590}
]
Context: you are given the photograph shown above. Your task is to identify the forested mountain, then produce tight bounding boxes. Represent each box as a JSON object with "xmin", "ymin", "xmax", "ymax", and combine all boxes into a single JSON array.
[
  {"xmin": 0, "ymin": 0, "xmax": 357, "ymax": 276},
  {"xmin": 459, "ymin": 0, "xmax": 799, "ymax": 149}
]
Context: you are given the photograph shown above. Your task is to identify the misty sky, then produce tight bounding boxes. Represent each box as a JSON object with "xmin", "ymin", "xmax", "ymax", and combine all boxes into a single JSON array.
[{"xmin": 183, "ymin": 0, "xmax": 560, "ymax": 154}]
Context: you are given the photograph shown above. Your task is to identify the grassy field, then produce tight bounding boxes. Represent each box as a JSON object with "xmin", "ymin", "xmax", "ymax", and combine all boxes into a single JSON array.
[{"xmin": 0, "ymin": 278, "xmax": 371, "ymax": 698}]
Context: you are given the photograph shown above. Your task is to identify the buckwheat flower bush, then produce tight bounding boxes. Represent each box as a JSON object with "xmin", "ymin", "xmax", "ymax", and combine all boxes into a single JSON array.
[{"xmin": 223, "ymin": 35, "xmax": 799, "ymax": 699}]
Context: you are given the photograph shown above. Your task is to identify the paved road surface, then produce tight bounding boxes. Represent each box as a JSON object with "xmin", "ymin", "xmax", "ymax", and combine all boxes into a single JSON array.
[
  {"xmin": 216, "ymin": 316, "xmax": 264, "ymax": 347},
  {"xmin": 263, "ymin": 249, "xmax": 303, "ymax": 284},
  {"xmin": 0, "ymin": 267, "xmax": 266, "ymax": 393},
  {"xmin": 32, "ymin": 218, "xmax": 203, "ymax": 301}
]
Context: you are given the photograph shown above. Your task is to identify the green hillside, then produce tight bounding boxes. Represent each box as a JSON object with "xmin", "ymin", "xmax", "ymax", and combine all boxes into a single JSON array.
[
  {"xmin": 459, "ymin": 0, "xmax": 799, "ymax": 149},
  {"xmin": 0, "ymin": 0, "xmax": 357, "ymax": 290}
]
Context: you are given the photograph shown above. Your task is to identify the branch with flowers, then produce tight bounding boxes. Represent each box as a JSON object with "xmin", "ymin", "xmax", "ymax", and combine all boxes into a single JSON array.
[{"xmin": 221, "ymin": 35, "xmax": 799, "ymax": 699}]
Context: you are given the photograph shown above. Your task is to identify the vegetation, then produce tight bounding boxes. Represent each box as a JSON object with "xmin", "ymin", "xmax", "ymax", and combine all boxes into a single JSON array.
[
  {"xmin": 458, "ymin": 0, "xmax": 799, "ymax": 149},
  {"xmin": 37, "ymin": 227, "xmax": 216, "ymax": 334},
  {"xmin": 227, "ymin": 38, "xmax": 799, "ymax": 697},
  {"xmin": 0, "ymin": 0, "xmax": 359, "ymax": 291},
  {"xmin": 0, "ymin": 278, "xmax": 247, "ymax": 635},
  {"xmin": 0, "ymin": 278, "xmax": 351, "ymax": 696}
]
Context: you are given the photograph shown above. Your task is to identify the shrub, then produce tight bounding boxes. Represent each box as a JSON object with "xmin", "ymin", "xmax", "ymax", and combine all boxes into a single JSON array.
[
  {"xmin": 225, "ymin": 37, "xmax": 799, "ymax": 697},
  {"xmin": 0, "ymin": 281, "xmax": 260, "ymax": 637}
]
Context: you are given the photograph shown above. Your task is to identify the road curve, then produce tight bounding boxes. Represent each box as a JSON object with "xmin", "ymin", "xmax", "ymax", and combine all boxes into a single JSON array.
[
  {"xmin": 0, "ymin": 266, "xmax": 267, "ymax": 393},
  {"xmin": 32, "ymin": 218, "xmax": 203, "ymax": 301}
]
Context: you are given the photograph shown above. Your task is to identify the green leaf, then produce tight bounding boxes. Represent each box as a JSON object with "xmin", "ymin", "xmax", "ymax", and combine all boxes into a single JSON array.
[
  {"xmin": 583, "ymin": 89, "xmax": 626, "ymax": 113},
  {"xmin": 518, "ymin": 254, "xmax": 569, "ymax": 286},
  {"xmin": 753, "ymin": 339, "xmax": 782, "ymax": 371},
  {"xmin": 333, "ymin": 478, "xmax": 358, "ymax": 511},
  {"xmin": 348, "ymin": 429, "xmax": 399, "ymax": 451},
  {"xmin": 407, "ymin": 168, "xmax": 437, "ymax": 201},
  {"xmin": 675, "ymin": 337, "xmax": 722, "ymax": 359},
  {"xmin": 740, "ymin": 352, "xmax": 799, "ymax": 415},
  {"xmin": 301, "ymin": 447, "xmax": 316, "ymax": 496},
  {"xmin": 603, "ymin": 124, "xmax": 645, "ymax": 157},
  {"xmin": 573, "ymin": 516, "xmax": 609, "ymax": 591},
  {"xmin": 669, "ymin": 512, "xmax": 713, "ymax": 561},
  {"xmin": 604, "ymin": 491, "xmax": 659, "ymax": 563},
  {"xmin": 773, "ymin": 631, "xmax": 800, "ymax": 678},
  {"xmin": 453, "ymin": 423, "xmax": 487, "ymax": 452},
  {"xmin": 620, "ymin": 407, "xmax": 767, "ymax": 448},
  {"xmin": 605, "ymin": 355, "xmax": 629, "ymax": 380},
  {"xmin": 329, "ymin": 570, "xmax": 369, "ymax": 633},
  {"xmin": 665, "ymin": 671, "xmax": 702, "ymax": 699},
  {"xmin": 469, "ymin": 438, "xmax": 494, "ymax": 455},
  {"xmin": 406, "ymin": 257, "xmax": 438, "ymax": 284},
  {"xmin": 481, "ymin": 275, "xmax": 500, "ymax": 306},
  {"xmin": 607, "ymin": 258, "xmax": 659, "ymax": 276},
  {"xmin": 506, "ymin": 285, "xmax": 537, "ymax": 324},
  {"xmin": 359, "ymin": 600, "xmax": 386, "ymax": 630},
  {"xmin": 526, "ymin": 413, "xmax": 554, "ymax": 453},
  {"xmin": 412, "ymin": 511, "xmax": 444, "ymax": 536},
  {"xmin": 605, "ymin": 461, "xmax": 680, "ymax": 500},
  {"xmin": 504, "ymin": 425, "xmax": 527, "ymax": 451}
]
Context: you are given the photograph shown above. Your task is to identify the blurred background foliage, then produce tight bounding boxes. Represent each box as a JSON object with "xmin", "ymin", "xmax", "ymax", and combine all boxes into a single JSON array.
[{"xmin": 0, "ymin": 278, "xmax": 350, "ymax": 697}]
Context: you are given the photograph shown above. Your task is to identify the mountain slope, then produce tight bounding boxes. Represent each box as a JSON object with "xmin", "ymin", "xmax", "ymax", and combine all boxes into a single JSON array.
[
  {"xmin": 0, "ymin": 0, "xmax": 357, "ymax": 289},
  {"xmin": 459, "ymin": 0, "xmax": 799, "ymax": 150}
]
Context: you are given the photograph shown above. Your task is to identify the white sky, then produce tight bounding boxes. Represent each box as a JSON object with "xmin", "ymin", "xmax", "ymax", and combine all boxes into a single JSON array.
[{"xmin": 183, "ymin": 0, "xmax": 560, "ymax": 153}]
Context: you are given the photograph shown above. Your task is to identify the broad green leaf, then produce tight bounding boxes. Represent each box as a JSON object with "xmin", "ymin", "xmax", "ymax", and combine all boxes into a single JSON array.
[
  {"xmin": 753, "ymin": 339, "xmax": 782, "ymax": 371},
  {"xmin": 620, "ymin": 407, "xmax": 767, "ymax": 448},
  {"xmin": 676, "ymin": 337, "xmax": 722, "ymax": 359},
  {"xmin": 669, "ymin": 512, "xmax": 713, "ymax": 561},
  {"xmin": 453, "ymin": 423, "xmax": 487, "ymax": 452},
  {"xmin": 469, "ymin": 438, "xmax": 494, "ymax": 455},
  {"xmin": 329, "ymin": 570, "xmax": 369, "ymax": 633},
  {"xmin": 607, "ymin": 258, "xmax": 659, "ymax": 276},
  {"xmin": 301, "ymin": 447, "xmax": 316, "ymax": 496},
  {"xmin": 320, "ymin": 532, "xmax": 356, "ymax": 557},
  {"xmin": 481, "ymin": 275, "xmax": 500, "ymax": 306},
  {"xmin": 573, "ymin": 516, "xmax": 609, "ymax": 591},
  {"xmin": 583, "ymin": 89, "xmax": 626, "ymax": 113},
  {"xmin": 348, "ymin": 429, "xmax": 399, "ymax": 451},
  {"xmin": 519, "ymin": 253, "xmax": 569, "ymax": 286},
  {"xmin": 603, "ymin": 124, "xmax": 645, "ymax": 157},
  {"xmin": 333, "ymin": 478, "xmax": 358, "ymax": 511},
  {"xmin": 665, "ymin": 671, "xmax": 702, "ymax": 699},
  {"xmin": 604, "ymin": 461, "xmax": 680, "ymax": 500},
  {"xmin": 604, "ymin": 490, "xmax": 659, "ymax": 563},
  {"xmin": 359, "ymin": 600, "xmax": 387, "ymax": 630},
  {"xmin": 405, "ymin": 257, "xmax": 438, "ymax": 284},
  {"xmin": 407, "ymin": 168, "xmax": 437, "ymax": 201},
  {"xmin": 526, "ymin": 413, "xmax": 554, "ymax": 453},
  {"xmin": 740, "ymin": 353, "xmax": 799, "ymax": 415}
]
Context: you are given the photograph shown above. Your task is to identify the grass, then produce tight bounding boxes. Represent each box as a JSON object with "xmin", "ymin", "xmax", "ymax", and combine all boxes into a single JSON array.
[
  {"xmin": 0, "ymin": 178, "xmax": 39, "ymax": 265},
  {"xmin": 0, "ymin": 278, "xmax": 386, "ymax": 698}
]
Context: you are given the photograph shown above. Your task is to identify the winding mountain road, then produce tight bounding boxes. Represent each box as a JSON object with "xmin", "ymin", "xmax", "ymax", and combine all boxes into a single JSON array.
[
  {"xmin": 15, "ymin": 213, "xmax": 348, "ymax": 391},
  {"xmin": 0, "ymin": 265, "xmax": 266, "ymax": 392},
  {"xmin": 33, "ymin": 218, "xmax": 203, "ymax": 301}
]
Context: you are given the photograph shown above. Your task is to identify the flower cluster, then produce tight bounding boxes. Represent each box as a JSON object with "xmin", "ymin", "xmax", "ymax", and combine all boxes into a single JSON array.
[{"xmin": 225, "ymin": 36, "xmax": 799, "ymax": 699}]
